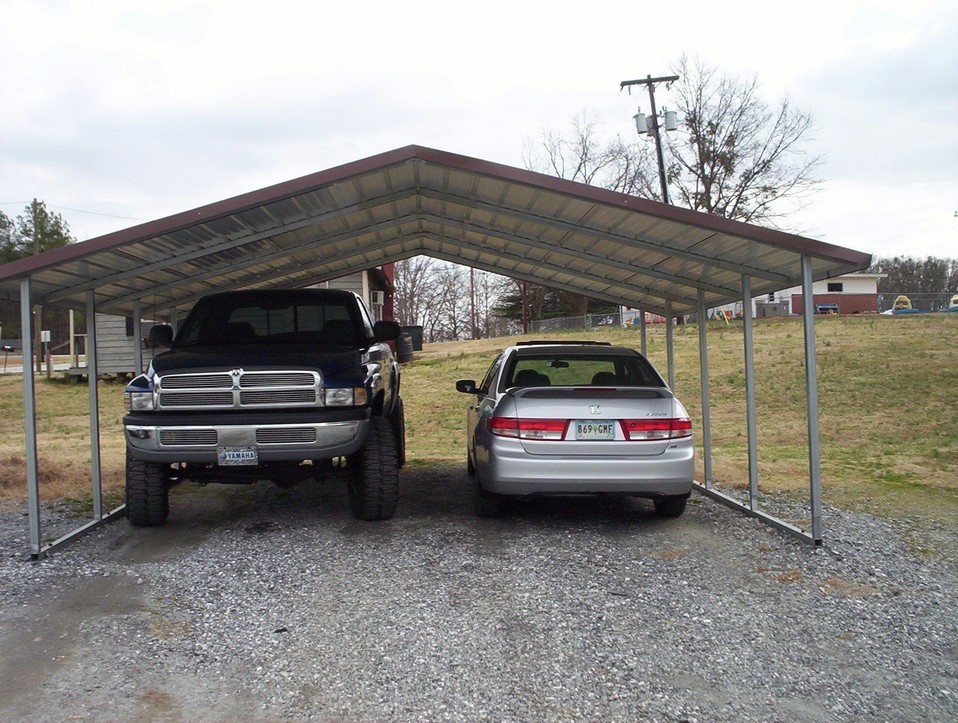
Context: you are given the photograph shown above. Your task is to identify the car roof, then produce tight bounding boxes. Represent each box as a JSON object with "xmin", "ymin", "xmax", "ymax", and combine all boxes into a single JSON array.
[{"xmin": 508, "ymin": 342, "xmax": 641, "ymax": 357}]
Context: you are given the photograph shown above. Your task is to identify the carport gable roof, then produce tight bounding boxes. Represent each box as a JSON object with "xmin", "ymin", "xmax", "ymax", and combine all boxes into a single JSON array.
[{"xmin": 0, "ymin": 145, "xmax": 871, "ymax": 318}]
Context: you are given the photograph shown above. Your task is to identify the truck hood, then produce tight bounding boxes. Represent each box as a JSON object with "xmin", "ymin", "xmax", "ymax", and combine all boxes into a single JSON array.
[{"xmin": 151, "ymin": 345, "xmax": 366, "ymax": 384}]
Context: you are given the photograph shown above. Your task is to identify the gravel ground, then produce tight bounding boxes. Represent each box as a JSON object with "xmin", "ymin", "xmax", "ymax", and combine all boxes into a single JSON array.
[{"xmin": 0, "ymin": 463, "xmax": 956, "ymax": 722}]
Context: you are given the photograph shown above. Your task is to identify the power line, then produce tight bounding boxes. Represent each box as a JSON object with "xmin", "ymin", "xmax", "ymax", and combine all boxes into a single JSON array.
[{"xmin": 0, "ymin": 201, "xmax": 145, "ymax": 222}]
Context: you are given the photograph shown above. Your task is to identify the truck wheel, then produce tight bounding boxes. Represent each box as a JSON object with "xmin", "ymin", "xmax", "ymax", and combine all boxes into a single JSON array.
[
  {"xmin": 347, "ymin": 416, "xmax": 399, "ymax": 521},
  {"xmin": 126, "ymin": 450, "xmax": 170, "ymax": 526},
  {"xmin": 390, "ymin": 395, "xmax": 406, "ymax": 469}
]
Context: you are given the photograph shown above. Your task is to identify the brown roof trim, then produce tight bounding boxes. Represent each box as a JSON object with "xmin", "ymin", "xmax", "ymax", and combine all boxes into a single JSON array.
[
  {"xmin": 0, "ymin": 144, "xmax": 870, "ymax": 281},
  {"xmin": 0, "ymin": 146, "xmax": 424, "ymax": 281},
  {"xmin": 408, "ymin": 146, "xmax": 871, "ymax": 266}
]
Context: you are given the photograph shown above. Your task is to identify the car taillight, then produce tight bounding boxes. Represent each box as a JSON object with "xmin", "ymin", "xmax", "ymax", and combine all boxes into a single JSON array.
[
  {"xmin": 488, "ymin": 417, "xmax": 568, "ymax": 440},
  {"xmin": 620, "ymin": 417, "xmax": 692, "ymax": 441}
]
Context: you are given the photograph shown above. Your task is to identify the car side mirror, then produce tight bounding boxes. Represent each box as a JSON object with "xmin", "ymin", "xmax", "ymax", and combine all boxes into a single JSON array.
[
  {"xmin": 149, "ymin": 325, "xmax": 174, "ymax": 348},
  {"xmin": 456, "ymin": 379, "xmax": 478, "ymax": 395},
  {"xmin": 373, "ymin": 320, "xmax": 401, "ymax": 342}
]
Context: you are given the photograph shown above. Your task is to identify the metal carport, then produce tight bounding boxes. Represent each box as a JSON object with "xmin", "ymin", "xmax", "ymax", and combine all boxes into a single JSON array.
[{"xmin": 0, "ymin": 145, "xmax": 871, "ymax": 557}]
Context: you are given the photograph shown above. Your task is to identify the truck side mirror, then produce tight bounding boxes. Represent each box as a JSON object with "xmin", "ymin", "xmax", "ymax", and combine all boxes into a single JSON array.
[
  {"xmin": 373, "ymin": 320, "xmax": 401, "ymax": 342},
  {"xmin": 149, "ymin": 325, "xmax": 174, "ymax": 348}
]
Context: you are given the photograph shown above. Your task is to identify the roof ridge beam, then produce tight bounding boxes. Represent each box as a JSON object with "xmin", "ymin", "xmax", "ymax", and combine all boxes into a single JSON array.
[
  {"xmin": 45, "ymin": 188, "xmax": 420, "ymax": 304},
  {"xmin": 98, "ymin": 213, "xmax": 424, "ymax": 310},
  {"xmin": 418, "ymin": 243, "xmax": 670, "ymax": 316},
  {"xmin": 419, "ymin": 188, "xmax": 792, "ymax": 284},
  {"xmin": 416, "ymin": 231, "xmax": 699, "ymax": 308},
  {"xmin": 416, "ymin": 212, "xmax": 738, "ymax": 298}
]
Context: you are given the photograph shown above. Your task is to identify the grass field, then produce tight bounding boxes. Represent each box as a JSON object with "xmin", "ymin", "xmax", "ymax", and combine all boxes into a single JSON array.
[{"xmin": 1, "ymin": 314, "xmax": 956, "ymax": 529}]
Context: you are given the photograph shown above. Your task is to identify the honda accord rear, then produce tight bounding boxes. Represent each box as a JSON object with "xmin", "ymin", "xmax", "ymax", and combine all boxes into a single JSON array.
[{"xmin": 456, "ymin": 342, "xmax": 694, "ymax": 517}]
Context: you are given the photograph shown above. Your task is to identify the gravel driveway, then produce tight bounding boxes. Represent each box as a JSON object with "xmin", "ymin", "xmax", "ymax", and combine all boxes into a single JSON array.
[{"xmin": 1, "ymin": 463, "xmax": 956, "ymax": 722}]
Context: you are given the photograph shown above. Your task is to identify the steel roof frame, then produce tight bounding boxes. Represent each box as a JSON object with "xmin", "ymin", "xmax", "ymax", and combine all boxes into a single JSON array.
[{"xmin": 0, "ymin": 145, "xmax": 870, "ymax": 556}]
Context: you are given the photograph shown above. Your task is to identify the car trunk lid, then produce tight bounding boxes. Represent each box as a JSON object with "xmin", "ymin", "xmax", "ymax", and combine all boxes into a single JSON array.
[{"xmin": 507, "ymin": 387, "xmax": 681, "ymax": 456}]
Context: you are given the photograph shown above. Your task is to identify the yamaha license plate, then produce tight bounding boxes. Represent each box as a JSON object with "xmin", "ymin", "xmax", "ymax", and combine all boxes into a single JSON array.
[
  {"xmin": 574, "ymin": 421, "xmax": 616, "ymax": 440},
  {"xmin": 217, "ymin": 446, "xmax": 259, "ymax": 466}
]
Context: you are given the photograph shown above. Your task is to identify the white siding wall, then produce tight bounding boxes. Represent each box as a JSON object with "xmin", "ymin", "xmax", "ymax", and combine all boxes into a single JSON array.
[
  {"xmin": 79, "ymin": 314, "xmax": 155, "ymax": 375},
  {"xmin": 772, "ymin": 273, "xmax": 881, "ymax": 300}
]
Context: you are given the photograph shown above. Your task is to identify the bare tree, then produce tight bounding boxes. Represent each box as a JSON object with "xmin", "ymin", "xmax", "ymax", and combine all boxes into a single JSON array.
[
  {"xmin": 393, "ymin": 256, "xmax": 436, "ymax": 327},
  {"xmin": 665, "ymin": 55, "xmax": 822, "ymax": 225},
  {"xmin": 523, "ymin": 112, "xmax": 657, "ymax": 196},
  {"xmin": 394, "ymin": 257, "xmax": 514, "ymax": 342},
  {"xmin": 522, "ymin": 115, "xmax": 658, "ymax": 317}
]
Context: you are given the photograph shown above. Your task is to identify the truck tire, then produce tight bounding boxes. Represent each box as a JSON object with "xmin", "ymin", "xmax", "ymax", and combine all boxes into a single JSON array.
[
  {"xmin": 126, "ymin": 449, "xmax": 170, "ymax": 526},
  {"xmin": 347, "ymin": 416, "xmax": 399, "ymax": 521},
  {"xmin": 390, "ymin": 395, "xmax": 406, "ymax": 469}
]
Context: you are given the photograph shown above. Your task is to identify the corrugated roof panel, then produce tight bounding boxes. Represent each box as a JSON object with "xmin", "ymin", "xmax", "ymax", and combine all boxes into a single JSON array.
[{"xmin": 0, "ymin": 145, "xmax": 870, "ymax": 319}]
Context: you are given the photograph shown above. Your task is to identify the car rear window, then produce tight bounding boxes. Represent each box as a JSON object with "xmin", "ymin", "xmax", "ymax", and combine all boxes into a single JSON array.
[{"xmin": 504, "ymin": 353, "xmax": 664, "ymax": 388}]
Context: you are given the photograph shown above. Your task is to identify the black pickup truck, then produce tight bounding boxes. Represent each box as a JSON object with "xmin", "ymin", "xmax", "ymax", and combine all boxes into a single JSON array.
[{"xmin": 123, "ymin": 288, "xmax": 405, "ymax": 525}]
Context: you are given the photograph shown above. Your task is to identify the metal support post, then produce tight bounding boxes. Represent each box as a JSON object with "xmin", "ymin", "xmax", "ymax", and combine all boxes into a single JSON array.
[
  {"xmin": 665, "ymin": 301, "xmax": 675, "ymax": 390},
  {"xmin": 639, "ymin": 307, "xmax": 647, "ymax": 357},
  {"xmin": 742, "ymin": 275, "xmax": 760, "ymax": 510},
  {"xmin": 21, "ymin": 278, "xmax": 42, "ymax": 558},
  {"xmin": 86, "ymin": 292, "xmax": 103, "ymax": 520},
  {"xmin": 697, "ymin": 291, "xmax": 713, "ymax": 486},
  {"xmin": 132, "ymin": 300, "xmax": 143, "ymax": 375},
  {"xmin": 801, "ymin": 256, "xmax": 824, "ymax": 542}
]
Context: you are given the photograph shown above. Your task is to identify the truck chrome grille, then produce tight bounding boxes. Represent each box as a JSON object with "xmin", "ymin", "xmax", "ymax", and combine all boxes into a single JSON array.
[
  {"xmin": 155, "ymin": 369, "xmax": 322, "ymax": 410},
  {"xmin": 241, "ymin": 372, "xmax": 314, "ymax": 388},
  {"xmin": 256, "ymin": 428, "xmax": 317, "ymax": 444},
  {"xmin": 159, "ymin": 429, "xmax": 218, "ymax": 446},
  {"xmin": 240, "ymin": 389, "xmax": 317, "ymax": 406},
  {"xmin": 160, "ymin": 391, "xmax": 234, "ymax": 407},
  {"xmin": 160, "ymin": 373, "xmax": 232, "ymax": 390}
]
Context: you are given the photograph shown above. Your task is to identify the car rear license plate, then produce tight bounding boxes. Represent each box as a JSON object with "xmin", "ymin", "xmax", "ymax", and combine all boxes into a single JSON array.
[
  {"xmin": 574, "ymin": 421, "xmax": 616, "ymax": 440},
  {"xmin": 217, "ymin": 446, "xmax": 258, "ymax": 466}
]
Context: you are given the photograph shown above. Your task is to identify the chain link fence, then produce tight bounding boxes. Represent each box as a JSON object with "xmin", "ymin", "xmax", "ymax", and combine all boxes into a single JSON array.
[
  {"xmin": 531, "ymin": 312, "xmax": 633, "ymax": 333},
  {"xmin": 877, "ymin": 292, "xmax": 958, "ymax": 313}
]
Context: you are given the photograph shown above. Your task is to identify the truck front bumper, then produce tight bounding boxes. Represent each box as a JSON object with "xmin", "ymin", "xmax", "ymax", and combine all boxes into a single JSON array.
[{"xmin": 124, "ymin": 409, "xmax": 370, "ymax": 464}]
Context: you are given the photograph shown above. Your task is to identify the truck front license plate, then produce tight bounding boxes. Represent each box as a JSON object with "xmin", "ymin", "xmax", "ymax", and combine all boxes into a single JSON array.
[{"xmin": 217, "ymin": 446, "xmax": 258, "ymax": 466}]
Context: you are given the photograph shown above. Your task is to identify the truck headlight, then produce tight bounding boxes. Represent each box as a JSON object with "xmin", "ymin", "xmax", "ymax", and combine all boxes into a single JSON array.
[
  {"xmin": 324, "ymin": 387, "xmax": 367, "ymax": 406},
  {"xmin": 125, "ymin": 391, "xmax": 156, "ymax": 411}
]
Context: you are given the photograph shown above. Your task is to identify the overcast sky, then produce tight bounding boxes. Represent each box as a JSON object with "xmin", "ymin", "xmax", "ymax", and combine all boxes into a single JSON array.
[{"xmin": 1, "ymin": 0, "xmax": 956, "ymax": 261}]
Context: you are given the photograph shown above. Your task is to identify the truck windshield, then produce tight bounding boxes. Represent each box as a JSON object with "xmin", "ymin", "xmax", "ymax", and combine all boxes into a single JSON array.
[{"xmin": 174, "ymin": 295, "xmax": 365, "ymax": 347}]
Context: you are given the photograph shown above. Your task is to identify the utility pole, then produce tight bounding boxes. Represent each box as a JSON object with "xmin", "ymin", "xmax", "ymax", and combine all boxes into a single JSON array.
[
  {"xmin": 619, "ymin": 74, "xmax": 679, "ymax": 204},
  {"xmin": 32, "ymin": 198, "xmax": 42, "ymax": 373}
]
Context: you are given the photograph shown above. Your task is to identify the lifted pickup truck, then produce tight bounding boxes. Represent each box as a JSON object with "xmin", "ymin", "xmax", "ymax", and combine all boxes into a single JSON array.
[{"xmin": 123, "ymin": 288, "xmax": 405, "ymax": 525}]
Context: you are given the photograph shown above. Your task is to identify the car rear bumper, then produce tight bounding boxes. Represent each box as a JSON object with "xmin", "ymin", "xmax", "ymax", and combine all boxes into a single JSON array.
[{"xmin": 481, "ymin": 437, "xmax": 694, "ymax": 497}]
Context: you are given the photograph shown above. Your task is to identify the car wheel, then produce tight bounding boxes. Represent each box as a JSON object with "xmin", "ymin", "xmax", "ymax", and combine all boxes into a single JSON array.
[
  {"xmin": 466, "ymin": 446, "xmax": 476, "ymax": 477},
  {"xmin": 390, "ymin": 395, "xmax": 406, "ymax": 469},
  {"xmin": 347, "ymin": 416, "xmax": 399, "ymax": 521},
  {"xmin": 126, "ymin": 449, "xmax": 170, "ymax": 526},
  {"xmin": 653, "ymin": 494, "xmax": 688, "ymax": 518},
  {"xmin": 474, "ymin": 471, "xmax": 502, "ymax": 518}
]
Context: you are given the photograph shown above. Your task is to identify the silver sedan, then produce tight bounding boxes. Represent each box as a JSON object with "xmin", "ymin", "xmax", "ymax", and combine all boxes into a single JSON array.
[{"xmin": 456, "ymin": 341, "xmax": 694, "ymax": 518}]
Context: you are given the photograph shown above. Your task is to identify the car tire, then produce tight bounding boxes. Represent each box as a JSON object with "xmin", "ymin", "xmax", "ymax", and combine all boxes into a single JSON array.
[
  {"xmin": 466, "ymin": 447, "xmax": 476, "ymax": 477},
  {"xmin": 126, "ymin": 449, "xmax": 170, "ymax": 526},
  {"xmin": 390, "ymin": 395, "xmax": 406, "ymax": 469},
  {"xmin": 347, "ymin": 416, "xmax": 399, "ymax": 521},
  {"xmin": 653, "ymin": 494, "xmax": 688, "ymax": 518},
  {"xmin": 474, "ymin": 472, "xmax": 502, "ymax": 518}
]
